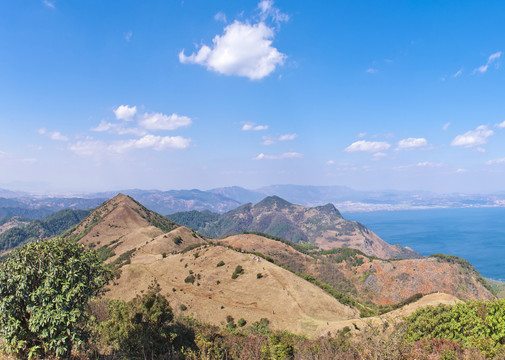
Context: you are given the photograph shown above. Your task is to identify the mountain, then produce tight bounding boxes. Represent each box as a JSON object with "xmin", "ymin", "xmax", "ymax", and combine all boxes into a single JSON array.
[
  {"xmin": 219, "ymin": 234, "xmax": 494, "ymax": 306},
  {"xmin": 0, "ymin": 216, "xmax": 31, "ymax": 235},
  {"xmin": 63, "ymin": 194, "xmax": 494, "ymax": 336},
  {"xmin": 209, "ymin": 186, "xmax": 266, "ymax": 204},
  {"xmin": 63, "ymin": 194, "xmax": 362, "ymax": 336},
  {"xmin": 81, "ymin": 189, "xmax": 242, "ymax": 214},
  {"xmin": 0, "ymin": 209, "xmax": 91, "ymax": 252},
  {"xmin": 0, "ymin": 196, "xmax": 106, "ymax": 219},
  {"xmin": 169, "ymin": 196, "xmax": 420, "ymax": 259}
]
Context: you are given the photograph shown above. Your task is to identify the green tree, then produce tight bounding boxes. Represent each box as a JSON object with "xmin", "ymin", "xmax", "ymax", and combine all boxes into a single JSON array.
[{"xmin": 0, "ymin": 237, "xmax": 111, "ymax": 359}]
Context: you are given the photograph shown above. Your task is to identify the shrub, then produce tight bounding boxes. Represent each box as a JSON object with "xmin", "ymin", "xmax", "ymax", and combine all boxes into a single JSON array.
[
  {"xmin": 173, "ymin": 236, "xmax": 183, "ymax": 245},
  {"xmin": 0, "ymin": 237, "xmax": 111, "ymax": 359},
  {"xmin": 180, "ymin": 304, "xmax": 188, "ymax": 311},
  {"xmin": 238, "ymin": 318, "xmax": 247, "ymax": 327},
  {"xmin": 217, "ymin": 260, "xmax": 225, "ymax": 267},
  {"xmin": 185, "ymin": 274, "xmax": 196, "ymax": 284},
  {"xmin": 257, "ymin": 273, "xmax": 263, "ymax": 279}
]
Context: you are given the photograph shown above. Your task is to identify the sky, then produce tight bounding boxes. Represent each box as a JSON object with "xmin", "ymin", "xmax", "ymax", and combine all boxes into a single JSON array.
[{"xmin": 1, "ymin": 0, "xmax": 505, "ymax": 194}]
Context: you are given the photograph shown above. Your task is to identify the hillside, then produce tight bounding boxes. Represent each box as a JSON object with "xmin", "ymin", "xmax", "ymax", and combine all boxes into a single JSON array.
[
  {"xmin": 219, "ymin": 233, "xmax": 494, "ymax": 306},
  {"xmin": 0, "ymin": 209, "xmax": 91, "ymax": 252},
  {"xmin": 0, "ymin": 216, "xmax": 31, "ymax": 235},
  {"xmin": 63, "ymin": 194, "xmax": 366, "ymax": 336},
  {"xmin": 169, "ymin": 196, "xmax": 420, "ymax": 259}
]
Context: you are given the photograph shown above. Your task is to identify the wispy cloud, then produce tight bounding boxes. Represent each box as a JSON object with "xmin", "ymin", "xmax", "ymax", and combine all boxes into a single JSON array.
[
  {"xmin": 125, "ymin": 30, "xmax": 133, "ymax": 42},
  {"xmin": 140, "ymin": 112, "xmax": 192, "ymax": 131},
  {"xmin": 179, "ymin": 1, "xmax": 286, "ymax": 80},
  {"xmin": 453, "ymin": 69, "xmax": 463, "ymax": 78},
  {"xmin": 417, "ymin": 161, "xmax": 444, "ymax": 167},
  {"xmin": 42, "ymin": 0, "xmax": 55, "ymax": 8},
  {"xmin": 253, "ymin": 152, "xmax": 303, "ymax": 160},
  {"xmin": 396, "ymin": 137, "xmax": 428, "ymax": 150},
  {"xmin": 37, "ymin": 128, "xmax": 69, "ymax": 142},
  {"xmin": 474, "ymin": 51, "xmax": 502, "ymax": 74},
  {"xmin": 451, "ymin": 125, "xmax": 494, "ymax": 148},
  {"xmin": 261, "ymin": 133, "xmax": 297, "ymax": 145},
  {"xmin": 366, "ymin": 68, "xmax": 378, "ymax": 74},
  {"xmin": 486, "ymin": 158, "xmax": 505, "ymax": 165},
  {"xmin": 242, "ymin": 122, "xmax": 269, "ymax": 131},
  {"xmin": 443, "ymin": 122, "xmax": 451, "ymax": 131},
  {"xmin": 344, "ymin": 140, "xmax": 391, "ymax": 153},
  {"xmin": 214, "ymin": 12, "xmax": 227, "ymax": 22}
]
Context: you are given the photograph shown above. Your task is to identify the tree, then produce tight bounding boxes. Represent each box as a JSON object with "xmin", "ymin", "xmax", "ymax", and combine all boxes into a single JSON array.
[{"xmin": 0, "ymin": 237, "xmax": 111, "ymax": 359}]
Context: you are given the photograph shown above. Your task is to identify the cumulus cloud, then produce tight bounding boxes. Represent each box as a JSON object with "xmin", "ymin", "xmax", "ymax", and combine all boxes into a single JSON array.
[
  {"xmin": 495, "ymin": 120, "xmax": 505, "ymax": 128},
  {"xmin": 70, "ymin": 135, "xmax": 190, "ymax": 157},
  {"xmin": 396, "ymin": 137, "xmax": 428, "ymax": 150},
  {"xmin": 114, "ymin": 105, "xmax": 137, "ymax": 121},
  {"xmin": 451, "ymin": 125, "xmax": 494, "ymax": 148},
  {"xmin": 179, "ymin": 1, "xmax": 287, "ymax": 80},
  {"xmin": 37, "ymin": 128, "xmax": 69, "ymax": 142},
  {"xmin": 344, "ymin": 140, "xmax": 391, "ymax": 153},
  {"xmin": 108, "ymin": 135, "xmax": 191, "ymax": 153},
  {"xmin": 253, "ymin": 152, "xmax": 303, "ymax": 160},
  {"xmin": 261, "ymin": 133, "xmax": 297, "ymax": 145},
  {"xmin": 474, "ymin": 51, "xmax": 502, "ymax": 74},
  {"xmin": 486, "ymin": 158, "xmax": 505, "ymax": 165},
  {"xmin": 139, "ymin": 112, "xmax": 192, "ymax": 131},
  {"xmin": 90, "ymin": 121, "xmax": 147, "ymax": 136},
  {"xmin": 242, "ymin": 122, "xmax": 269, "ymax": 131}
]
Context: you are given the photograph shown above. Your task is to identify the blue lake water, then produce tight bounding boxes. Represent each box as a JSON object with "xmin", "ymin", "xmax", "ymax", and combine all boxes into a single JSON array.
[{"xmin": 343, "ymin": 207, "xmax": 505, "ymax": 280}]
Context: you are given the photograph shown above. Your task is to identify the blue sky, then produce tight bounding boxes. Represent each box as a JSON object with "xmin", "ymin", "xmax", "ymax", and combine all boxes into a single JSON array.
[{"xmin": 1, "ymin": 0, "xmax": 505, "ymax": 194}]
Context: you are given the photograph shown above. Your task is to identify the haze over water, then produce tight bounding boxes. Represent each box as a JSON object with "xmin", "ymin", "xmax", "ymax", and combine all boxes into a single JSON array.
[{"xmin": 345, "ymin": 207, "xmax": 505, "ymax": 280}]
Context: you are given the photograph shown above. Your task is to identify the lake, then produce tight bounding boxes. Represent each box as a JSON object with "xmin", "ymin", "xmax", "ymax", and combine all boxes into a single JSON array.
[{"xmin": 343, "ymin": 207, "xmax": 505, "ymax": 280}]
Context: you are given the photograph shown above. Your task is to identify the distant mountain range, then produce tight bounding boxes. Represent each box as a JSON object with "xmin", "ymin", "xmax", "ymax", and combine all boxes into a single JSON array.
[{"xmin": 2, "ymin": 185, "xmax": 505, "ymax": 219}]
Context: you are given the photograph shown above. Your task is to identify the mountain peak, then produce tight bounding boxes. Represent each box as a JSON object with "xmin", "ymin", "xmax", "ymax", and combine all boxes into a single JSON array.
[
  {"xmin": 256, "ymin": 195, "xmax": 293, "ymax": 208},
  {"xmin": 315, "ymin": 203, "xmax": 343, "ymax": 218}
]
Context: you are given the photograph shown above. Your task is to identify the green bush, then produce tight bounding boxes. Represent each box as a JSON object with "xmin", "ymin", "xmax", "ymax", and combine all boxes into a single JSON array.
[
  {"xmin": 0, "ymin": 237, "xmax": 111, "ymax": 359},
  {"xmin": 185, "ymin": 274, "xmax": 196, "ymax": 284},
  {"xmin": 217, "ymin": 260, "xmax": 225, "ymax": 267}
]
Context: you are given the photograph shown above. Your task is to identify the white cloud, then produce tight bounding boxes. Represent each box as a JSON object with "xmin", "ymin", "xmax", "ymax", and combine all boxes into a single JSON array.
[
  {"xmin": 114, "ymin": 105, "xmax": 137, "ymax": 121},
  {"xmin": 139, "ymin": 112, "xmax": 192, "ymax": 131},
  {"xmin": 474, "ymin": 51, "xmax": 502, "ymax": 74},
  {"xmin": 456, "ymin": 168, "xmax": 468, "ymax": 173},
  {"xmin": 108, "ymin": 135, "xmax": 191, "ymax": 153},
  {"xmin": 451, "ymin": 125, "xmax": 494, "ymax": 148},
  {"xmin": 357, "ymin": 132, "xmax": 367, "ymax": 138},
  {"xmin": 90, "ymin": 121, "xmax": 147, "ymax": 136},
  {"xmin": 214, "ymin": 12, "xmax": 227, "ymax": 22},
  {"xmin": 179, "ymin": 20, "xmax": 286, "ymax": 80},
  {"xmin": 396, "ymin": 137, "xmax": 428, "ymax": 150},
  {"xmin": 344, "ymin": 140, "xmax": 391, "ymax": 153},
  {"xmin": 70, "ymin": 135, "xmax": 190, "ymax": 157},
  {"xmin": 242, "ymin": 122, "xmax": 269, "ymax": 131},
  {"xmin": 453, "ymin": 69, "xmax": 463, "ymax": 78},
  {"xmin": 443, "ymin": 122, "xmax": 451, "ymax": 131},
  {"xmin": 326, "ymin": 160, "xmax": 335, "ymax": 165},
  {"xmin": 373, "ymin": 152, "xmax": 387, "ymax": 158},
  {"xmin": 262, "ymin": 133, "xmax": 297, "ymax": 145},
  {"xmin": 37, "ymin": 128, "xmax": 69, "ymax": 142},
  {"xmin": 417, "ymin": 161, "xmax": 444, "ymax": 167},
  {"xmin": 253, "ymin": 152, "xmax": 303, "ymax": 160},
  {"xmin": 258, "ymin": 0, "xmax": 289, "ymax": 24},
  {"xmin": 366, "ymin": 68, "xmax": 378, "ymax": 74},
  {"xmin": 125, "ymin": 31, "xmax": 133, "ymax": 42},
  {"xmin": 486, "ymin": 158, "xmax": 505, "ymax": 165},
  {"xmin": 495, "ymin": 120, "xmax": 505, "ymax": 128},
  {"xmin": 69, "ymin": 140, "xmax": 107, "ymax": 157},
  {"xmin": 42, "ymin": 0, "xmax": 55, "ymax": 8}
]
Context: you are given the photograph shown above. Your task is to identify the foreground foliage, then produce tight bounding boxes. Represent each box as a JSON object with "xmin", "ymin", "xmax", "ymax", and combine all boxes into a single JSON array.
[
  {"xmin": 407, "ymin": 299, "xmax": 505, "ymax": 358},
  {"xmin": 0, "ymin": 237, "xmax": 111, "ymax": 359}
]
